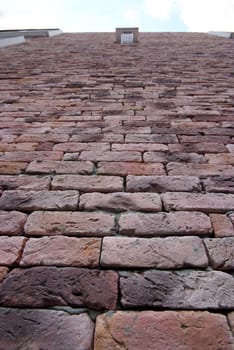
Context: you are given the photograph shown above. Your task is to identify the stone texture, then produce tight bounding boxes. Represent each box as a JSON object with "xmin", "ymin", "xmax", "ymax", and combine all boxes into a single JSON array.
[
  {"xmin": 94, "ymin": 311, "xmax": 234, "ymax": 350},
  {"xmin": 228, "ymin": 312, "xmax": 234, "ymax": 335},
  {"xmin": 206, "ymin": 153, "xmax": 234, "ymax": 165},
  {"xmin": 0, "ymin": 161, "xmax": 28, "ymax": 174},
  {"xmin": 24, "ymin": 211, "xmax": 116, "ymax": 236},
  {"xmin": 0, "ymin": 267, "xmax": 8, "ymax": 282},
  {"xmin": 0, "ymin": 237, "xmax": 25, "ymax": 266},
  {"xmin": 162, "ymin": 192, "xmax": 234, "ymax": 213},
  {"xmin": 204, "ymin": 238, "xmax": 234, "ymax": 270},
  {"xmin": 210, "ymin": 214, "xmax": 234, "ymax": 237},
  {"xmin": 203, "ymin": 176, "xmax": 234, "ymax": 193},
  {"xmin": 0, "ymin": 211, "xmax": 27, "ymax": 235},
  {"xmin": 21, "ymin": 236, "xmax": 101, "ymax": 267},
  {"xmin": 120, "ymin": 270, "xmax": 234, "ymax": 309},
  {"xmin": 79, "ymin": 151, "xmax": 142, "ymax": 162},
  {"xmin": 167, "ymin": 163, "xmax": 234, "ymax": 176},
  {"xmin": 126, "ymin": 175, "xmax": 201, "ymax": 192},
  {"xmin": 144, "ymin": 151, "xmax": 206, "ymax": 164},
  {"xmin": 119, "ymin": 212, "xmax": 212, "ymax": 236},
  {"xmin": 0, "ymin": 175, "xmax": 50, "ymax": 190},
  {"xmin": 52, "ymin": 175, "xmax": 123, "ymax": 192},
  {"xmin": 0, "ymin": 267, "xmax": 118, "ymax": 310},
  {"xmin": 26, "ymin": 160, "xmax": 94, "ymax": 174},
  {"xmin": 0, "ymin": 151, "xmax": 63, "ymax": 162},
  {"xmin": 0, "ymin": 309, "xmax": 94, "ymax": 350},
  {"xmin": 53, "ymin": 142, "xmax": 110, "ymax": 152},
  {"xmin": 0, "ymin": 190, "xmax": 79, "ymax": 211},
  {"xmin": 101, "ymin": 236, "xmax": 208, "ymax": 268},
  {"xmin": 97, "ymin": 161, "xmax": 165, "ymax": 176},
  {"xmin": 80, "ymin": 192, "xmax": 162, "ymax": 212}
]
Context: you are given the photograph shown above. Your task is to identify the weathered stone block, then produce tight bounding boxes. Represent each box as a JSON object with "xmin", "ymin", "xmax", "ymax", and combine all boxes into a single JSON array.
[
  {"xmin": 24, "ymin": 211, "xmax": 116, "ymax": 236},
  {"xmin": 210, "ymin": 214, "xmax": 234, "ymax": 237},
  {"xmin": 21, "ymin": 236, "xmax": 101, "ymax": 267},
  {"xmin": 204, "ymin": 238, "xmax": 234, "ymax": 270},
  {"xmin": 119, "ymin": 212, "xmax": 212, "ymax": 236},
  {"xmin": 101, "ymin": 236, "xmax": 208, "ymax": 268},
  {"xmin": 0, "ymin": 267, "xmax": 118, "ymax": 310},
  {"xmin": 120, "ymin": 270, "xmax": 234, "ymax": 309},
  {"xmin": 0, "ymin": 237, "xmax": 25, "ymax": 266},
  {"xmin": 26, "ymin": 160, "xmax": 94, "ymax": 174},
  {"xmin": 80, "ymin": 192, "xmax": 162, "ymax": 212},
  {"xmin": 97, "ymin": 162, "xmax": 165, "ymax": 176},
  {"xmin": 0, "ymin": 309, "xmax": 94, "ymax": 350},
  {"xmin": 0, "ymin": 211, "xmax": 27, "ymax": 235},
  {"xmin": 94, "ymin": 311, "xmax": 234, "ymax": 350}
]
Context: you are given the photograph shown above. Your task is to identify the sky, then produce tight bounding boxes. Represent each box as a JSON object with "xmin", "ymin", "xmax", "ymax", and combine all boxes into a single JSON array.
[{"xmin": 0, "ymin": 0, "xmax": 233, "ymax": 33}]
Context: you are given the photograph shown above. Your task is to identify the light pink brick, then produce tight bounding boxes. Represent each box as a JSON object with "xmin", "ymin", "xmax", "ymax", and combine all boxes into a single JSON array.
[
  {"xmin": 210, "ymin": 214, "xmax": 234, "ymax": 237},
  {"xmin": 79, "ymin": 151, "xmax": 141, "ymax": 162},
  {"xmin": 204, "ymin": 238, "xmax": 234, "ymax": 270},
  {"xmin": 97, "ymin": 162, "xmax": 165, "ymax": 176},
  {"xmin": 0, "ymin": 236, "xmax": 25, "ymax": 266},
  {"xmin": 26, "ymin": 160, "xmax": 94, "ymax": 174},
  {"xmin": 0, "ymin": 211, "xmax": 27, "ymax": 236}
]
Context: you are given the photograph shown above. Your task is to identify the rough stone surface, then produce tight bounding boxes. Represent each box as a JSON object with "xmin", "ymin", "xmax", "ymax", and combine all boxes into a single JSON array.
[
  {"xmin": 97, "ymin": 161, "xmax": 165, "ymax": 176},
  {"xmin": 0, "ymin": 190, "xmax": 79, "ymax": 211},
  {"xmin": 0, "ymin": 162, "xmax": 28, "ymax": 174},
  {"xmin": 204, "ymin": 238, "xmax": 234, "ymax": 270},
  {"xmin": 21, "ymin": 236, "xmax": 101, "ymax": 267},
  {"xmin": 0, "ymin": 267, "xmax": 118, "ymax": 310},
  {"xmin": 0, "ymin": 211, "xmax": 27, "ymax": 235},
  {"xmin": 80, "ymin": 192, "xmax": 162, "ymax": 212},
  {"xmin": 162, "ymin": 192, "xmax": 234, "ymax": 213},
  {"xmin": 52, "ymin": 175, "xmax": 123, "ymax": 192},
  {"xmin": 167, "ymin": 163, "xmax": 234, "ymax": 176},
  {"xmin": 0, "ymin": 237, "xmax": 25, "ymax": 266},
  {"xmin": 24, "ymin": 211, "xmax": 116, "ymax": 236},
  {"xmin": 119, "ymin": 211, "xmax": 212, "ymax": 236},
  {"xmin": 0, "ymin": 175, "xmax": 50, "ymax": 190},
  {"xmin": 203, "ymin": 176, "xmax": 234, "ymax": 193},
  {"xmin": 210, "ymin": 214, "xmax": 234, "ymax": 237},
  {"xmin": 95, "ymin": 311, "xmax": 234, "ymax": 350},
  {"xmin": 101, "ymin": 236, "xmax": 208, "ymax": 268},
  {"xmin": 26, "ymin": 160, "xmax": 94, "ymax": 174},
  {"xmin": 0, "ymin": 268, "xmax": 8, "ymax": 283},
  {"xmin": 126, "ymin": 175, "xmax": 201, "ymax": 192},
  {"xmin": 228, "ymin": 312, "xmax": 234, "ymax": 335},
  {"xmin": 120, "ymin": 270, "xmax": 234, "ymax": 309},
  {"xmin": 0, "ymin": 309, "xmax": 94, "ymax": 350}
]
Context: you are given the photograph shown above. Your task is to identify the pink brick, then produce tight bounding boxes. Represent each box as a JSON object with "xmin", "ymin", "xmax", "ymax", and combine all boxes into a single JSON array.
[
  {"xmin": 0, "ymin": 161, "xmax": 28, "ymax": 174},
  {"xmin": 204, "ymin": 238, "xmax": 234, "ymax": 270},
  {"xmin": 169, "ymin": 143, "xmax": 227, "ymax": 153},
  {"xmin": 210, "ymin": 214, "xmax": 234, "ymax": 237},
  {"xmin": 167, "ymin": 163, "xmax": 234, "ymax": 176},
  {"xmin": 79, "ymin": 151, "xmax": 141, "ymax": 162},
  {"xmin": 0, "ymin": 211, "xmax": 27, "ymax": 236},
  {"xmin": 119, "ymin": 211, "xmax": 212, "ymax": 236},
  {"xmin": 206, "ymin": 153, "xmax": 234, "ymax": 165},
  {"xmin": 80, "ymin": 192, "xmax": 162, "ymax": 212},
  {"xmin": 0, "ymin": 175, "xmax": 50, "ymax": 190},
  {"xmin": 0, "ymin": 151, "xmax": 63, "ymax": 162},
  {"xmin": 162, "ymin": 192, "xmax": 234, "ymax": 213},
  {"xmin": 21, "ymin": 237, "xmax": 101, "ymax": 267},
  {"xmin": 0, "ymin": 236, "xmax": 25, "ymax": 266},
  {"xmin": 101, "ymin": 236, "xmax": 208, "ymax": 268},
  {"xmin": 26, "ymin": 160, "xmax": 94, "ymax": 174},
  {"xmin": 0, "ymin": 267, "xmax": 8, "ymax": 282},
  {"xmin": 111, "ymin": 143, "xmax": 168, "ymax": 152},
  {"xmin": 24, "ymin": 211, "xmax": 116, "ymax": 236},
  {"xmin": 97, "ymin": 162, "xmax": 165, "ymax": 176},
  {"xmin": 53, "ymin": 142, "xmax": 110, "ymax": 152},
  {"xmin": 16, "ymin": 134, "xmax": 69, "ymax": 143},
  {"xmin": 95, "ymin": 311, "xmax": 234, "ymax": 350},
  {"xmin": 126, "ymin": 134, "xmax": 178, "ymax": 143},
  {"xmin": 52, "ymin": 175, "xmax": 123, "ymax": 192}
]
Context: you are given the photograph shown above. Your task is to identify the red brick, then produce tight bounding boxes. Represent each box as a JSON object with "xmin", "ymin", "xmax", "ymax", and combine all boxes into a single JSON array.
[
  {"xmin": 0, "ymin": 309, "xmax": 94, "ymax": 350},
  {"xmin": 52, "ymin": 175, "xmax": 123, "ymax": 192},
  {"xmin": 26, "ymin": 160, "xmax": 94, "ymax": 174},
  {"xmin": 111, "ymin": 143, "xmax": 168, "ymax": 152},
  {"xmin": 120, "ymin": 270, "xmax": 234, "ymax": 309},
  {"xmin": 79, "ymin": 151, "xmax": 141, "ymax": 162},
  {"xmin": 80, "ymin": 192, "xmax": 162, "ymax": 212},
  {"xmin": 167, "ymin": 162, "xmax": 234, "ymax": 176},
  {"xmin": 97, "ymin": 162, "xmax": 165, "ymax": 176},
  {"xmin": 24, "ymin": 211, "xmax": 116, "ymax": 236},
  {"xmin": 210, "ymin": 214, "xmax": 234, "ymax": 237},
  {"xmin": 95, "ymin": 311, "xmax": 234, "ymax": 350},
  {"xmin": 0, "ymin": 237, "xmax": 25, "ymax": 266},
  {"xmin": 0, "ymin": 190, "xmax": 79, "ymax": 211},
  {"xmin": 126, "ymin": 134, "xmax": 178, "ymax": 143},
  {"xmin": 0, "ymin": 267, "xmax": 118, "ymax": 310},
  {"xmin": 53, "ymin": 142, "xmax": 110, "ymax": 152},
  {"xmin": 21, "ymin": 237, "xmax": 101, "ymax": 267},
  {"xmin": 126, "ymin": 175, "xmax": 201, "ymax": 192},
  {"xmin": 0, "ymin": 175, "xmax": 50, "ymax": 190},
  {"xmin": 0, "ymin": 211, "xmax": 27, "ymax": 236},
  {"xmin": 0, "ymin": 161, "xmax": 28, "ymax": 174},
  {"xmin": 162, "ymin": 192, "xmax": 234, "ymax": 213},
  {"xmin": 119, "ymin": 211, "xmax": 212, "ymax": 236},
  {"xmin": 101, "ymin": 236, "xmax": 208, "ymax": 268},
  {"xmin": 204, "ymin": 238, "xmax": 234, "ymax": 270},
  {"xmin": 169, "ymin": 143, "xmax": 228, "ymax": 153},
  {"xmin": 0, "ymin": 151, "xmax": 63, "ymax": 162}
]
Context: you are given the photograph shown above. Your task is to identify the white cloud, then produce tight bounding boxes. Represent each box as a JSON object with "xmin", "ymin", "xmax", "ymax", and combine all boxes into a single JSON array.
[
  {"xmin": 123, "ymin": 8, "xmax": 141, "ymax": 25},
  {"xmin": 178, "ymin": 0, "xmax": 234, "ymax": 31},
  {"xmin": 143, "ymin": 0, "xmax": 176, "ymax": 20}
]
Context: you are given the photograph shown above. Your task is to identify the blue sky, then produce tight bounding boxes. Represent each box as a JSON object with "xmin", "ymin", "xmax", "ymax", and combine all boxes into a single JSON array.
[{"xmin": 0, "ymin": 0, "xmax": 233, "ymax": 32}]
